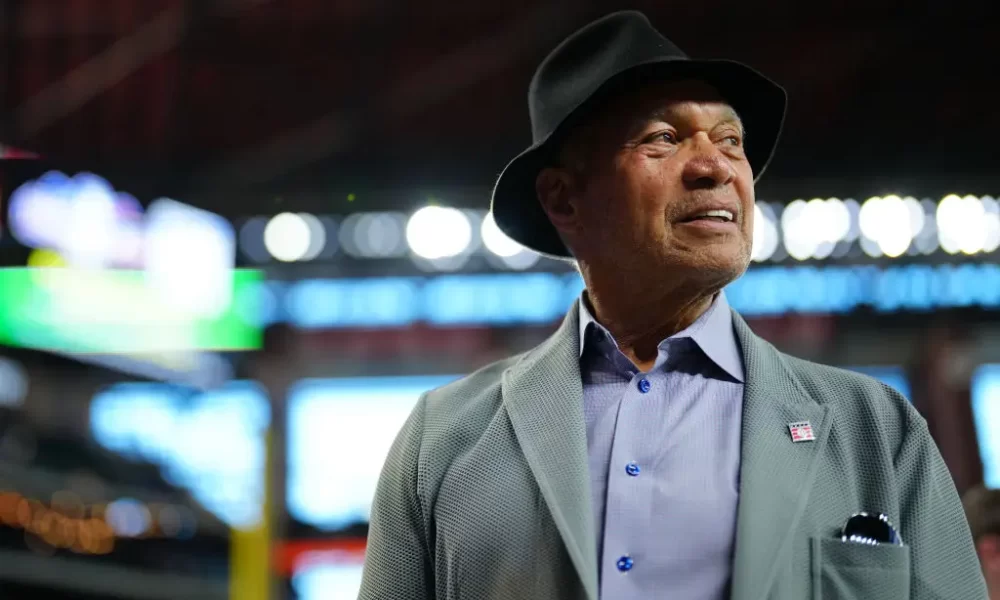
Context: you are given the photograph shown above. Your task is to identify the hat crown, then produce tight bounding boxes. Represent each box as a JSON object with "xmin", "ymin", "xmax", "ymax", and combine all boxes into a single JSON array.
[{"xmin": 528, "ymin": 11, "xmax": 686, "ymax": 142}]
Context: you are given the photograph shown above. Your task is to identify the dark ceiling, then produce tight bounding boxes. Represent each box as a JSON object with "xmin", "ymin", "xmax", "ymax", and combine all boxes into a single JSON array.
[{"xmin": 2, "ymin": 0, "xmax": 998, "ymax": 214}]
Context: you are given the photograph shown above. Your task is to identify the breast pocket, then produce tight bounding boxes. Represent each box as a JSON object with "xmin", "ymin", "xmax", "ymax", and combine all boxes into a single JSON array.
[{"xmin": 811, "ymin": 537, "xmax": 910, "ymax": 600}]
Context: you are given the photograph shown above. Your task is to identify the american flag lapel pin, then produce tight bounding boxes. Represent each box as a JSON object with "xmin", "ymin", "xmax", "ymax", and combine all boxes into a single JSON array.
[{"xmin": 788, "ymin": 421, "xmax": 815, "ymax": 443}]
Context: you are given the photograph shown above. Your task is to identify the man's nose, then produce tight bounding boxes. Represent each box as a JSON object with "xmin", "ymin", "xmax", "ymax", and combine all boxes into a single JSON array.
[{"xmin": 681, "ymin": 134, "xmax": 736, "ymax": 189}]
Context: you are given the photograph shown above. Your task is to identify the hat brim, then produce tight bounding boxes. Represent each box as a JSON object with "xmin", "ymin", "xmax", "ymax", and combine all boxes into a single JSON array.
[{"xmin": 491, "ymin": 58, "xmax": 787, "ymax": 259}]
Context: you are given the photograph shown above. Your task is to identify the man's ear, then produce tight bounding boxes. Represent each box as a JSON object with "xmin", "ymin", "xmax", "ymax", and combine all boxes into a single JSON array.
[{"xmin": 536, "ymin": 167, "xmax": 579, "ymax": 236}]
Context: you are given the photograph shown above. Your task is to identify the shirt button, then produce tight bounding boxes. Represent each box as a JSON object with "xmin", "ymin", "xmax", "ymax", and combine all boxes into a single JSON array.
[
  {"xmin": 637, "ymin": 378, "xmax": 651, "ymax": 393},
  {"xmin": 616, "ymin": 555, "xmax": 634, "ymax": 572},
  {"xmin": 625, "ymin": 462, "xmax": 640, "ymax": 476}
]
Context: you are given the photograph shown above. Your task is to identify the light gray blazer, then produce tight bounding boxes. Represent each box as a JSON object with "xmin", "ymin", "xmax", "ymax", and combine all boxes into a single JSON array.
[{"xmin": 359, "ymin": 306, "xmax": 987, "ymax": 600}]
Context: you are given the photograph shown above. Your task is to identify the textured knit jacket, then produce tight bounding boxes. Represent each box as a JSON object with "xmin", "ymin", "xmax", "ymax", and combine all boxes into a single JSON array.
[{"xmin": 359, "ymin": 305, "xmax": 988, "ymax": 600}]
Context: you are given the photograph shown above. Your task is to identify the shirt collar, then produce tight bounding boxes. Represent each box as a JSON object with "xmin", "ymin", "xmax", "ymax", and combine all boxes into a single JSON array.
[{"xmin": 578, "ymin": 291, "xmax": 744, "ymax": 382}]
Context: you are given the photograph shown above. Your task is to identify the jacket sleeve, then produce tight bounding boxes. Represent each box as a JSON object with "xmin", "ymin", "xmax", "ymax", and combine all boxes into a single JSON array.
[
  {"xmin": 358, "ymin": 394, "xmax": 433, "ymax": 600},
  {"xmin": 893, "ymin": 395, "xmax": 988, "ymax": 599}
]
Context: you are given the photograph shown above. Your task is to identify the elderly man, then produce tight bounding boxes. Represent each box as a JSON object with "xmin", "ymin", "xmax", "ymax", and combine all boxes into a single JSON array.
[{"xmin": 359, "ymin": 11, "xmax": 986, "ymax": 600}]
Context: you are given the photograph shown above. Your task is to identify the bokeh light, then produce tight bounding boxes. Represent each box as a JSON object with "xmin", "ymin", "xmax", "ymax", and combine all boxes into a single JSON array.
[
  {"xmin": 938, "ymin": 194, "xmax": 987, "ymax": 255},
  {"xmin": 781, "ymin": 198, "xmax": 851, "ymax": 260},
  {"xmin": 264, "ymin": 212, "xmax": 313, "ymax": 262},
  {"xmin": 858, "ymin": 195, "xmax": 920, "ymax": 258},
  {"xmin": 751, "ymin": 202, "xmax": 780, "ymax": 262},
  {"xmin": 406, "ymin": 206, "xmax": 472, "ymax": 259}
]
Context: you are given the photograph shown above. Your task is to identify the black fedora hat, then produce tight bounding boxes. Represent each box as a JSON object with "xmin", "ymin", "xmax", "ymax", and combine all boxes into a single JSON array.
[{"xmin": 490, "ymin": 10, "xmax": 787, "ymax": 258}]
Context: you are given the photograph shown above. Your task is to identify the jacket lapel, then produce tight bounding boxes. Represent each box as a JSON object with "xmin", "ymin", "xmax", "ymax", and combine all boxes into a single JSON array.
[
  {"xmin": 730, "ymin": 312, "xmax": 832, "ymax": 600},
  {"xmin": 502, "ymin": 304, "xmax": 599, "ymax": 600}
]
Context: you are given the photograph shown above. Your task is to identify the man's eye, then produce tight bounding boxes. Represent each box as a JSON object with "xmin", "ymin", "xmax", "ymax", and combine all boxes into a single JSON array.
[
  {"xmin": 651, "ymin": 132, "xmax": 677, "ymax": 144},
  {"xmin": 724, "ymin": 135, "xmax": 742, "ymax": 146}
]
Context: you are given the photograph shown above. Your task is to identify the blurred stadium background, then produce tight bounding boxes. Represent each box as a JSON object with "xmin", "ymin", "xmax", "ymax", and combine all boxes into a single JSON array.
[{"xmin": 1, "ymin": 1, "xmax": 999, "ymax": 598}]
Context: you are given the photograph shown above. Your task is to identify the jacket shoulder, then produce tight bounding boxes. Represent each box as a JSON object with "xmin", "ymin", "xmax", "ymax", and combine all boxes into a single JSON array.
[
  {"xmin": 779, "ymin": 352, "xmax": 918, "ymax": 445},
  {"xmin": 423, "ymin": 352, "xmax": 525, "ymax": 416},
  {"xmin": 782, "ymin": 353, "xmax": 904, "ymax": 402},
  {"xmin": 416, "ymin": 353, "xmax": 527, "ymax": 469}
]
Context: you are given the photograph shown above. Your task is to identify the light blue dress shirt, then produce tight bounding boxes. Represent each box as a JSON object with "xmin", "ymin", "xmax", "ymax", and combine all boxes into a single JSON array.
[{"xmin": 578, "ymin": 292, "xmax": 745, "ymax": 599}]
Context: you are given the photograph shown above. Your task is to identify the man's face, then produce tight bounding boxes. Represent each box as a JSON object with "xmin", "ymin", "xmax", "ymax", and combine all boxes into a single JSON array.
[{"xmin": 538, "ymin": 79, "xmax": 755, "ymax": 287}]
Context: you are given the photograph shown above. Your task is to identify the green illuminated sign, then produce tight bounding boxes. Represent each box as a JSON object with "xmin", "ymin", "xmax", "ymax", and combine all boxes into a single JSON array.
[{"xmin": 0, "ymin": 268, "xmax": 262, "ymax": 354}]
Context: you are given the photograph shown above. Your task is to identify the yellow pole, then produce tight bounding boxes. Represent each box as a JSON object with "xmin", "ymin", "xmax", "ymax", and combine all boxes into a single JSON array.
[{"xmin": 230, "ymin": 430, "xmax": 272, "ymax": 600}]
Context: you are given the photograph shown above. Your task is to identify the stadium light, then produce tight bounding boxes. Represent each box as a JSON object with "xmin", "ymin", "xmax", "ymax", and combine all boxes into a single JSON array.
[
  {"xmin": 406, "ymin": 206, "xmax": 472, "ymax": 259},
  {"xmin": 264, "ymin": 212, "xmax": 312, "ymax": 262}
]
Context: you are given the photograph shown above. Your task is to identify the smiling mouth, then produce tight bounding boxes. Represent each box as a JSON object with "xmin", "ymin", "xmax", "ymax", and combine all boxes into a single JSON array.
[{"xmin": 680, "ymin": 209, "xmax": 735, "ymax": 224}]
